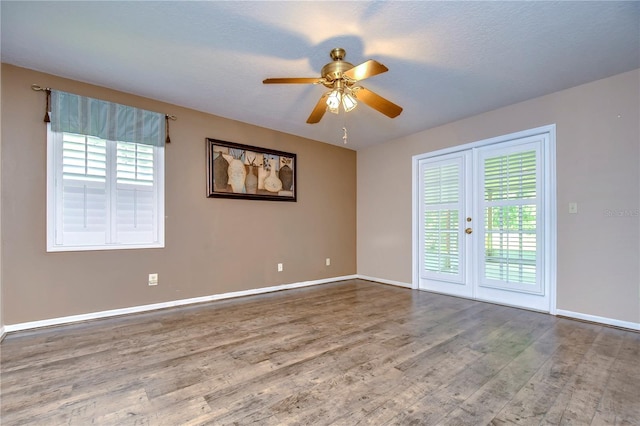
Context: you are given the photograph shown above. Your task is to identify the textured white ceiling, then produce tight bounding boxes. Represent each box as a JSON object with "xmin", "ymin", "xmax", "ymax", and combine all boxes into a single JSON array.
[{"xmin": 2, "ymin": 1, "xmax": 639, "ymax": 150}]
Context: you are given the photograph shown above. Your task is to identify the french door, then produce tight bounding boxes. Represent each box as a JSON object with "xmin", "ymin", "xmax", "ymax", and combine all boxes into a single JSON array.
[{"xmin": 416, "ymin": 129, "xmax": 554, "ymax": 312}]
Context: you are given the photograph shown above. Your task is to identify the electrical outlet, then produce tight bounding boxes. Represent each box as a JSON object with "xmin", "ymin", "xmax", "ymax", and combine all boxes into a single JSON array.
[
  {"xmin": 277, "ymin": 263, "xmax": 283, "ymax": 272},
  {"xmin": 326, "ymin": 258, "xmax": 331, "ymax": 266},
  {"xmin": 148, "ymin": 273, "xmax": 158, "ymax": 286}
]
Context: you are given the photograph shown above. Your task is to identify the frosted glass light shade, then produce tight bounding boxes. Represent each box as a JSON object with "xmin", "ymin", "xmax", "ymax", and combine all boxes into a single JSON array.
[
  {"xmin": 342, "ymin": 92, "xmax": 357, "ymax": 112},
  {"xmin": 326, "ymin": 90, "xmax": 341, "ymax": 110}
]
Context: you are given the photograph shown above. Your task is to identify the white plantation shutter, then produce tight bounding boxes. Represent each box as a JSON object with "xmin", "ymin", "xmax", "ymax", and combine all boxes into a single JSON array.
[
  {"xmin": 55, "ymin": 132, "xmax": 108, "ymax": 246},
  {"xmin": 47, "ymin": 91, "xmax": 164, "ymax": 251},
  {"xmin": 479, "ymin": 142, "xmax": 543, "ymax": 293},
  {"xmin": 115, "ymin": 187, "xmax": 156, "ymax": 243},
  {"xmin": 114, "ymin": 142, "xmax": 157, "ymax": 244},
  {"xmin": 116, "ymin": 142, "xmax": 155, "ymax": 185},
  {"xmin": 419, "ymin": 155, "xmax": 465, "ymax": 283}
]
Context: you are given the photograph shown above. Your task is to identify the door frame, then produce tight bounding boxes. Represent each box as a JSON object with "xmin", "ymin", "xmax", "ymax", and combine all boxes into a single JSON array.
[{"xmin": 412, "ymin": 124, "xmax": 557, "ymax": 314}]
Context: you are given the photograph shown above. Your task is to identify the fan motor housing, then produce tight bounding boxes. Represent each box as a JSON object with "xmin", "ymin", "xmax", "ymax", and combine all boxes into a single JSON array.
[
  {"xmin": 321, "ymin": 61, "xmax": 354, "ymax": 85},
  {"xmin": 321, "ymin": 48, "xmax": 354, "ymax": 87}
]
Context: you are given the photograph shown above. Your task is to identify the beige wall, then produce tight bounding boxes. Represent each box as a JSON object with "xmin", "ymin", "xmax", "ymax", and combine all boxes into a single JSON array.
[
  {"xmin": 1, "ymin": 64, "xmax": 357, "ymax": 325},
  {"xmin": 358, "ymin": 69, "xmax": 640, "ymax": 324},
  {"xmin": 3, "ymin": 64, "xmax": 638, "ymax": 328}
]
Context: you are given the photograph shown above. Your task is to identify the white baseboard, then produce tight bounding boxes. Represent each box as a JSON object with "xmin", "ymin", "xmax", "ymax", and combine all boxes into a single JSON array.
[
  {"xmin": 556, "ymin": 309, "xmax": 640, "ymax": 331},
  {"xmin": 3, "ymin": 275, "xmax": 358, "ymax": 334},
  {"xmin": 357, "ymin": 275, "xmax": 413, "ymax": 289},
  {"xmin": 6, "ymin": 277, "xmax": 635, "ymax": 335}
]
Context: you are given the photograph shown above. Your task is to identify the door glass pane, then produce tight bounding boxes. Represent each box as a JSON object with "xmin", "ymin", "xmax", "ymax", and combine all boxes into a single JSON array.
[
  {"xmin": 483, "ymin": 150, "xmax": 538, "ymax": 286},
  {"xmin": 424, "ymin": 164, "xmax": 459, "ymax": 204},
  {"xmin": 424, "ymin": 209, "xmax": 459, "ymax": 274},
  {"xmin": 421, "ymin": 160, "xmax": 462, "ymax": 278},
  {"xmin": 484, "ymin": 150, "xmax": 536, "ymax": 200},
  {"xmin": 484, "ymin": 205, "xmax": 537, "ymax": 284}
]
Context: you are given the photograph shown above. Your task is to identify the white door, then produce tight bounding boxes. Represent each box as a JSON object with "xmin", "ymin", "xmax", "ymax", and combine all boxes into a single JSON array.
[
  {"xmin": 417, "ymin": 131, "xmax": 553, "ymax": 312},
  {"xmin": 418, "ymin": 151, "xmax": 472, "ymax": 298}
]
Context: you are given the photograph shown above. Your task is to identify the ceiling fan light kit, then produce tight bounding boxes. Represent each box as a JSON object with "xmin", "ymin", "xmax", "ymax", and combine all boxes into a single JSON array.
[
  {"xmin": 263, "ymin": 48, "xmax": 403, "ymax": 124},
  {"xmin": 340, "ymin": 89, "xmax": 358, "ymax": 113},
  {"xmin": 325, "ymin": 80, "xmax": 358, "ymax": 114},
  {"xmin": 326, "ymin": 86, "xmax": 342, "ymax": 112}
]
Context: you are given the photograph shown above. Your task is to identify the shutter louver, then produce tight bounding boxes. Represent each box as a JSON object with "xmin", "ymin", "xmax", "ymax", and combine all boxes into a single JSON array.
[
  {"xmin": 116, "ymin": 142, "xmax": 154, "ymax": 186},
  {"xmin": 115, "ymin": 187, "xmax": 156, "ymax": 243}
]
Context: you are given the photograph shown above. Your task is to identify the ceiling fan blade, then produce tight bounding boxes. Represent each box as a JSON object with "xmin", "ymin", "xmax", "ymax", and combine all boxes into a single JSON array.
[
  {"xmin": 343, "ymin": 60, "xmax": 388, "ymax": 82},
  {"xmin": 306, "ymin": 93, "xmax": 329, "ymax": 124},
  {"xmin": 354, "ymin": 87, "xmax": 403, "ymax": 118},
  {"xmin": 263, "ymin": 78, "xmax": 320, "ymax": 84}
]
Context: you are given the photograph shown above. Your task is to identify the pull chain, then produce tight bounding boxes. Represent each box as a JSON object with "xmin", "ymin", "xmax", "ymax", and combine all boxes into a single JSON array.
[{"xmin": 341, "ymin": 109, "xmax": 348, "ymax": 145}]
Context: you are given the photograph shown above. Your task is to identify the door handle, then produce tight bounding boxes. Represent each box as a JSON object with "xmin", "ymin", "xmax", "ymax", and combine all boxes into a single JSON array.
[{"xmin": 465, "ymin": 228, "xmax": 473, "ymax": 234}]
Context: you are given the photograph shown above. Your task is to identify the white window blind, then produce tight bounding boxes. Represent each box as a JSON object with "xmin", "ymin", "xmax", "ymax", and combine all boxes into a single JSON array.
[
  {"xmin": 47, "ymin": 90, "xmax": 164, "ymax": 252},
  {"xmin": 420, "ymin": 157, "xmax": 464, "ymax": 280},
  {"xmin": 482, "ymin": 149, "xmax": 538, "ymax": 285}
]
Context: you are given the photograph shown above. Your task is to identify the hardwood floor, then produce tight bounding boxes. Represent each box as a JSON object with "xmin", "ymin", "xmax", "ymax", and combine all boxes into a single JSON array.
[{"xmin": 1, "ymin": 279, "xmax": 638, "ymax": 425}]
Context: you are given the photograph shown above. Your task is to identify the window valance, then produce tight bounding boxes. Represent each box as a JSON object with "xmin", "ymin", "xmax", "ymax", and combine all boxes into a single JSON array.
[{"xmin": 50, "ymin": 90, "xmax": 165, "ymax": 147}]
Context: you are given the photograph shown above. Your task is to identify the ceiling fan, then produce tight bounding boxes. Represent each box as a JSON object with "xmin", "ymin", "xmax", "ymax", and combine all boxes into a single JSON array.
[{"xmin": 263, "ymin": 48, "xmax": 403, "ymax": 124}]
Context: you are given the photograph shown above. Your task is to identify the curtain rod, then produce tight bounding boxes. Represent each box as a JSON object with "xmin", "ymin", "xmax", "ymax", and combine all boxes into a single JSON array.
[{"xmin": 31, "ymin": 84, "xmax": 177, "ymax": 120}]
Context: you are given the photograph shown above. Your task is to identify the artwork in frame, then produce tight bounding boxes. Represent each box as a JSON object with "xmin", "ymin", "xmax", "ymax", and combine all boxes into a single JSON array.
[{"xmin": 206, "ymin": 138, "xmax": 297, "ymax": 202}]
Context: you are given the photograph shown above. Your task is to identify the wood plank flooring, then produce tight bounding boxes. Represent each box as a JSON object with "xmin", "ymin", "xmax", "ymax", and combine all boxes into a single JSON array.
[{"xmin": 1, "ymin": 280, "xmax": 638, "ymax": 425}]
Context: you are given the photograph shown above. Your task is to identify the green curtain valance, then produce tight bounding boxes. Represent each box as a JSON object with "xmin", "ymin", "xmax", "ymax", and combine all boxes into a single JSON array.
[{"xmin": 50, "ymin": 90, "xmax": 165, "ymax": 147}]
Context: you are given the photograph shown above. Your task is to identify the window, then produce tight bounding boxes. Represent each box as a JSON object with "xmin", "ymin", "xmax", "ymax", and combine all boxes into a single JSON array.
[{"xmin": 47, "ymin": 91, "xmax": 164, "ymax": 251}]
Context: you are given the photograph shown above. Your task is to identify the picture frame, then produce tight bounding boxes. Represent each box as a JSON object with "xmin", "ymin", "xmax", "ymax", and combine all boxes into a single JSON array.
[{"xmin": 206, "ymin": 138, "xmax": 297, "ymax": 202}]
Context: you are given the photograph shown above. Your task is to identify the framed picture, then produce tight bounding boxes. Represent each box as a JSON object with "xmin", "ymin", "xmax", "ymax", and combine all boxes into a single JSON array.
[{"xmin": 206, "ymin": 138, "xmax": 297, "ymax": 202}]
